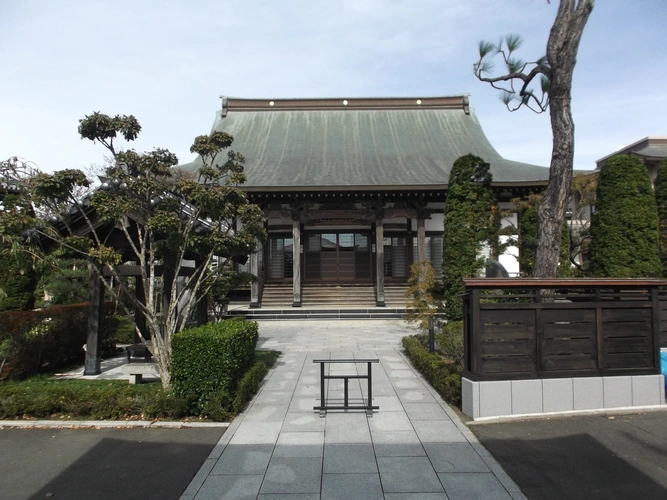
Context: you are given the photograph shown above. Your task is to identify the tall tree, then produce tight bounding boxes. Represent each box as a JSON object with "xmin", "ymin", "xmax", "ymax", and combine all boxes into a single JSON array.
[
  {"xmin": 442, "ymin": 154, "xmax": 498, "ymax": 321},
  {"xmin": 2, "ymin": 115, "xmax": 265, "ymax": 388},
  {"xmin": 588, "ymin": 155, "xmax": 660, "ymax": 278},
  {"xmin": 474, "ymin": 0, "xmax": 594, "ymax": 277}
]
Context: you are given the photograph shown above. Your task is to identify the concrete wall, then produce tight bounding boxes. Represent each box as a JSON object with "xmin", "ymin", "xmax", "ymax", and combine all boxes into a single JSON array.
[{"xmin": 462, "ymin": 375, "xmax": 665, "ymax": 420}]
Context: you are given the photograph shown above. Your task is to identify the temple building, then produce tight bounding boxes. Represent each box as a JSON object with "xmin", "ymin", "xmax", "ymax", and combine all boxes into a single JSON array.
[{"xmin": 180, "ymin": 96, "xmax": 550, "ymax": 309}]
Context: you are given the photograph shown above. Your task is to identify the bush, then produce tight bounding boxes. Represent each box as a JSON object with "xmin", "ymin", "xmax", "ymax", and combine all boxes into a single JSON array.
[
  {"xmin": 404, "ymin": 261, "xmax": 444, "ymax": 331},
  {"xmin": 402, "ymin": 335, "xmax": 461, "ymax": 406},
  {"xmin": 0, "ymin": 253, "xmax": 37, "ymax": 312},
  {"xmin": 655, "ymin": 159, "xmax": 667, "ymax": 275},
  {"xmin": 0, "ymin": 378, "xmax": 162, "ymax": 419},
  {"xmin": 171, "ymin": 318, "xmax": 259, "ymax": 411},
  {"xmin": 443, "ymin": 154, "xmax": 498, "ymax": 321},
  {"xmin": 435, "ymin": 321, "xmax": 464, "ymax": 370},
  {"xmin": 0, "ymin": 302, "xmax": 118, "ymax": 380},
  {"xmin": 589, "ymin": 155, "xmax": 661, "ymax": 277},
  {"xmin": 233, "ymin": 360, "xmax": 268, "ymax": 414}
]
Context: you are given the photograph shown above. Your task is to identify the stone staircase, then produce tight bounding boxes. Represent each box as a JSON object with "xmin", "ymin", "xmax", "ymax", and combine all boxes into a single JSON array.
[{"xmin": 228, "ymin": 283, "xmax": 411, "ymax": 320}]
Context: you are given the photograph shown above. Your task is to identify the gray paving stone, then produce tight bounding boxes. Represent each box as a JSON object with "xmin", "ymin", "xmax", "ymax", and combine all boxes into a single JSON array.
[
  {"xmin": 254, "ymin": 390, "xmax": 295, "ymax": 405},
  {"xmin": 324, "ymin": 412, "xmax": 371, "ymax": 443},
  {"xmin": 282, "ymin": 412, "xmax": 326, "ymax": 432},
  {"xmin": 412, "ymin": 420, "xmax": 468, "ymax": 443},
  {"xmin": 403, "ymin": 403, "xmax": 450, "ymax": 421},
  {"xmin": 377, "ymin": 456, "xmax": 444, "ymax": 493},
  {"xmin": 424, "ymin": 442, "xmax": 490, "ymax": 473},
  {"xmin": 258, "ymin": 495, "xmax": 320, "ymax": 500},
  {"xmin": 260, "ymin": 457, "xmax": 323, "ymax": 494},
  {"xmin": 210, "ymin": 444, "xmax": 274, "ymax": 475},
  {"xmin": 288, "ymin": 396, "xmax": 319, "ymax": 413},
  {"xmin": 243, "ymin": 405, "xmax": 289, "ymax": 423},
  {"xmin": 384, "ymin": 494, "xmax": 449, "ymax": 499},
  {"xmin": 371, "ymin": 395, "xmax": 403, "ymax": 411},
  {"xmin": 321, "ymin": 473, "xmax": 383, "ymax": 500},
  {"xmin": 273, "ymin": 431, "xmax": 324, "ymax": 457},
  {"xmin": 438, "ymin": 472, "xmax": 512, "ymax": 499},
  {"xmin": 323, "ymin": 443, "xmax": 378, "ymax": 473},
  {"xmin": 194, "ymin": 474, "xmax": 263, "ymax": 500},
  {"xmin": 368, "ymin": 410, "xmax": 413, "ymax": 432},
  {"xmin": 395, "ymin": 388, "xmax": 438, "ymax": 403},
  {"xmin": 229, "ymin": 421, "xmax": 282, "ymax": 445},
  {"xmin": 371, "ymin": 430, "xmax": 426, "ymax": 456}
]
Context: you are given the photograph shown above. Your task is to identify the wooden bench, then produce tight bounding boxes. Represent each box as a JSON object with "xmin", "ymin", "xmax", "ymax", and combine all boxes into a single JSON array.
[{"xmin": 313, "ymin": 359, "xmax": 379, "ymax": 417}]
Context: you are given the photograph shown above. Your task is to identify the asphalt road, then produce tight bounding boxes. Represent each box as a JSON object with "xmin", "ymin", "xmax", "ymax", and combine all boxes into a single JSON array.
[
  {"xmin": 0, "ymin": 427, "xmax": 225, "ymax": 500},
  {"xmin": 471, "ymin": 410, "xmax": 667, "ymax": 500}
]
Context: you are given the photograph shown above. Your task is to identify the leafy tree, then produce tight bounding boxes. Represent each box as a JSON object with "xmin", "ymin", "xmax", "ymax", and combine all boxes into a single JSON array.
[
  {"xmin": 442, "ymin": 154, "xmax": 498, "ymax": 321},
  {"xmin": 2, "ymin": 114, "xmax": 265, "ymax": 389},
  {"xmin": 654, "ymin": 159, "xmax": 667, "ymax": 275},
  {"xmin": 588, "ymin": 155, "xmax": 660, "ymax": 278},
  {"xmin": 38, "ymin": 259, "xmax": 89, "ymax": 306},
  {"xmin": 474, "ymin": 0, "xmax": 595, "ymax": 277}
]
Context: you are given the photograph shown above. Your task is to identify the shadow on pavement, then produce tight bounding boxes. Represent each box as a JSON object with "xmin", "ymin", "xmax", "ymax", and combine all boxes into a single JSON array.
[
  {"xmin": 473, "ymin": 414, "xmax": 667, "ymax": 500},
  {"xmin": 0, "ymin": 428, "xmax": 224, "ymax": 500}
]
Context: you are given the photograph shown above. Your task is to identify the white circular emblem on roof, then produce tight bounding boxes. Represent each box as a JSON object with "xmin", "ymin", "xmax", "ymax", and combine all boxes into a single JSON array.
[
  {"xmin": 343, "ymin": 100, "xmax": 348, "ymax": 105},
  {"xmin": 269, "ymin": 101, "xmax": 275, "ymax": 106},
  {"xmin": 416, "ymin": 99, "xmax": 422, "ymax": 105}
]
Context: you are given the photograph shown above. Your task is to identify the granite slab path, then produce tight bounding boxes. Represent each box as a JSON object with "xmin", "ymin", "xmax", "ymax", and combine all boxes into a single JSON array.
[{"xmin": 181, "ymin": 320, "xmax": 525, "ymax": 500}]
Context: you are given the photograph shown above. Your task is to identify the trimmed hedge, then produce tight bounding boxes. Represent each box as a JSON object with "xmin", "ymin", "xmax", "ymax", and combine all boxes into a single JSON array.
[
  {"xmin": 0, "ymin": 379, "xmax": 174, "ymax": 420},
  {"xmin": 655, "ymin": 159, "xmax": 667, "ymax": 275},
  {"xmin": 402, "ymin": 335, "xmax": 461, "ymax": 406},
  {"xmin": 589, "ymin": 155, "xmax": 661, "ymax": 277},
  {"xmin": 171, "ymin": 318, "xmax": 259, "ymax": 410},
  {"xmin": 0, "ymin": 302, "xmax": 118, "ymax": 380}
]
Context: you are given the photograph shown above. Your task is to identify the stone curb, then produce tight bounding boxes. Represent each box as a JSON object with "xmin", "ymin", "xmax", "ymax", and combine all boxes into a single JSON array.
[{"xmin": 0, "ymin": 420, "xmax": 230, "ymax": 429}]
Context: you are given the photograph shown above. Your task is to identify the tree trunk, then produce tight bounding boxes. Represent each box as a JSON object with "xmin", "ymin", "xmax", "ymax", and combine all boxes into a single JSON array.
[{"xmin": 533, "ymin": 0, "xmax": 594, "ymax": 277}]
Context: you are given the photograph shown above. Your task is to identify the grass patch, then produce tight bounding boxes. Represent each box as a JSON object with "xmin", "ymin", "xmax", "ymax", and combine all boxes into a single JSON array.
[{"xmin": 0, "ymin": 350, "xmax": 281, "ymax": 421}]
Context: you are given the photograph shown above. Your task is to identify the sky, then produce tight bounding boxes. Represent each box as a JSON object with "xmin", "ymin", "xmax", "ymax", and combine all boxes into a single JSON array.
[{"xmin": 1, "ymin": 0, "xmax": 666, "ymax": 175}]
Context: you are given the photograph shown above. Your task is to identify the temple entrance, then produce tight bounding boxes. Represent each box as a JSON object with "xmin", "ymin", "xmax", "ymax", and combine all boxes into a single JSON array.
[{"xmin": 304, "ymin": 232, "xmax": 372, "ymax": 282}]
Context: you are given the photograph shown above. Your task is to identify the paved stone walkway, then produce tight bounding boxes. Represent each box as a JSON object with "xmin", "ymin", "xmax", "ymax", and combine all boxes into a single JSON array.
[{"xmin": 182, "ymin": 320, "xmax": 525, "ymax": 499}]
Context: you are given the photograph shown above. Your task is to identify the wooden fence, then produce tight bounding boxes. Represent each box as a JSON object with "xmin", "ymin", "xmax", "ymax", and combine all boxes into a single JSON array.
[{"xmin": 462, "ymin": 278, "xmax": 666, "ymax": 381}]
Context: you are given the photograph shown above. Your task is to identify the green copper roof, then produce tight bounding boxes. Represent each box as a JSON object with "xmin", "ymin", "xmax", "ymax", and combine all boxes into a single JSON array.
[{"xmin": 179, "ymin": 96, "xmax": 549, "ymax": 190}]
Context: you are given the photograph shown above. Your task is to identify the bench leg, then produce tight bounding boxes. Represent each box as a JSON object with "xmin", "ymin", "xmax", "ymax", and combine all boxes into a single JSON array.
[{"xmin": 129, "ymin": 374, "xmax": 143, "ymax": 384}]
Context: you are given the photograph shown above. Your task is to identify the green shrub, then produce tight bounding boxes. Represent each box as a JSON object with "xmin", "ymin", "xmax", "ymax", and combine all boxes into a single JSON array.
[
  {"xmin": 404, "ymin": 261, "xmax": 444, "ymax": 331},
  {"xmin": 0, "ymin": 302, "xmax": 118, "ymax": 380},
  {"xmin": 589, "ymin": 155, "xmax": 661, "ymax": 277},
  {"xmin": 0, "ymin": 379, "xmax": 162, "ymax": 419},
  {"xmin": 435, "ymin": 321, "xmax": 464, "ymax": 370},
  {"xmin": 233, "ymin": 360, "xmax": 268, "ymax": 414},
  {"xmin": 402, "ymin": 335, "xmax": 462, "ymax": 406},
  {"xmin": 655, "ymin": 159, "xmax": 667, "ymax": 275},
  {"xmin": 0, "ymin": 252, "xmax": 37, "ymax": 312},
  {"xmin": 170, "ymin": 318, "xmax": 259, "ymax": 410},
  {"xmin": 443, "ymin": 154, "xmax": 498, "ymax": 321}
]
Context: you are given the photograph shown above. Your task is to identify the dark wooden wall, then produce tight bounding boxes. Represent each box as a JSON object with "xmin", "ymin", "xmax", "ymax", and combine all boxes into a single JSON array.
[{"xmin": 462, "ymin": 279, "xmax": 665, "ymax": 381}]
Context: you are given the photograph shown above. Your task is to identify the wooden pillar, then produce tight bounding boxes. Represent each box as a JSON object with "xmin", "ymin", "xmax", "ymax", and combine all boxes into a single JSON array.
[
  {"xmin": 250, "ymin": 242, "xmax": 260, "ymax": 308},
  {"xmin": 417, "ymin": 217, "xmax": 426, "ymax": 262},
  {"xmin": 84, "ymin": 267, "xmax": 104, "ymax": 375},
  {"xmin": 134, "ymin": 277, "xmax": 147, "ymax": 343},
  {"xmin": 375, "ymin": 218, "xmax": 385, "ymax": 307},
  {"xmin": 292, "ymin": 219, "xmax": 302, "ymax": 307}
]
